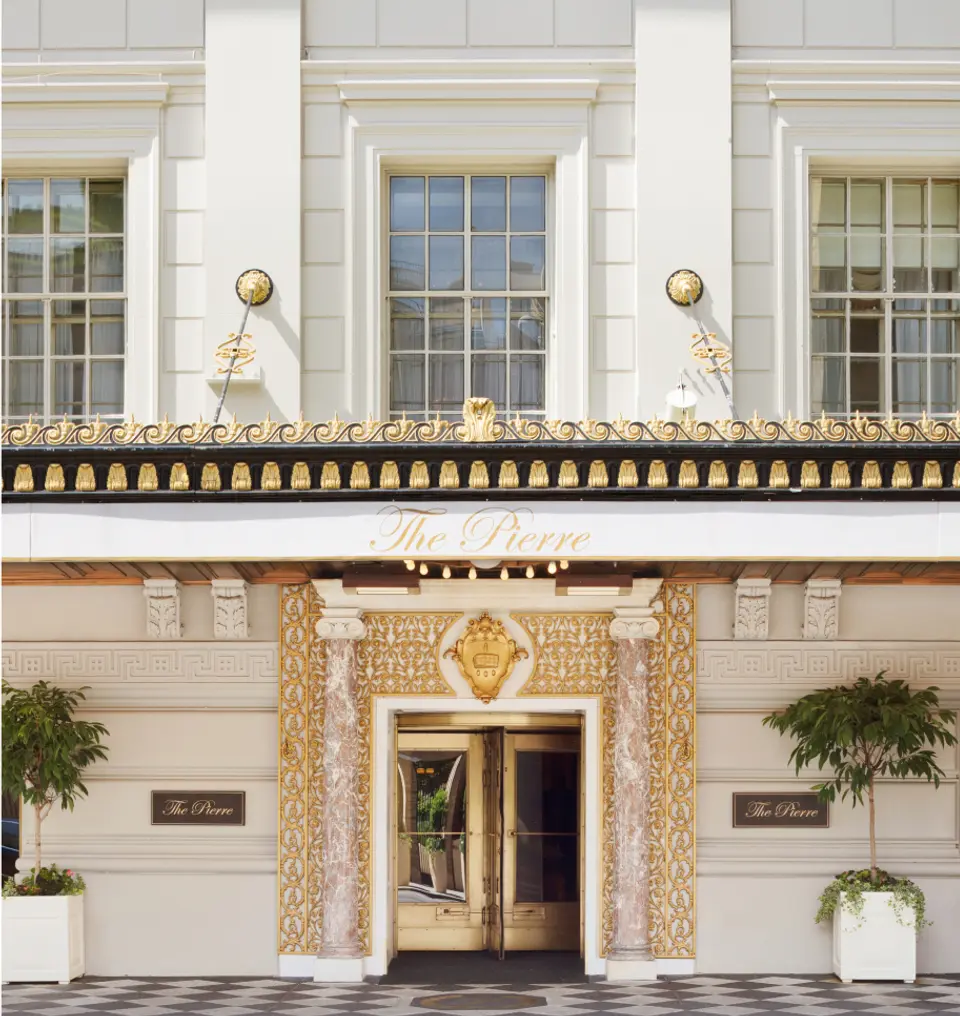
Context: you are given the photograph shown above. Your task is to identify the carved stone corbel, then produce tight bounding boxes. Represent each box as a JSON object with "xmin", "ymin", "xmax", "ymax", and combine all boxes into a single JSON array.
[
  {"xmin": 803, "ymin": 578, "xmax": 842, "ymax": 640},
  {"xmin": 734, "ymin": 577, "xmax": 772, "ymax": 640},
  {"xmin": 211, "ymin": 579, "xmax": 248, "ymax": 640},
  {"xmin": 143, "ymin": 579, "xmax": 182, "ymax": 640}
]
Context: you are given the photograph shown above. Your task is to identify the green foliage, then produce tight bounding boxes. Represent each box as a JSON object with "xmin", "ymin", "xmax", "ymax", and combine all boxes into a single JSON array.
[
  {"xmin": 2, "ymin": 680, "xmax": 109, "ymax": 873},
  {"xmin": 417, "ymin": 787, "xmax": 449, "ymax": 853},
  {"xmin": 815, "ymin": 868, "xmax": 928, "ymax": 929},
  {"xmin": 2, "ymin": 864, "xmax": 86, "ymax": 898},
  {"xmin": 763, "ymin": 673, "xmax": 956, "ymax": 807}
]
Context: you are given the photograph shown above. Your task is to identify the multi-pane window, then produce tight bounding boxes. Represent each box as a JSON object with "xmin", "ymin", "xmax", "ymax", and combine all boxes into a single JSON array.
[
  {"xmin": 387, "ymin": 173, "xmax": 548, "ymax": 420},
  {"xmin": 2, "ymin": 177, "xmax": 125, "ymax": 423},
  {"xmin": 810, "ymin": 176, "xmax": 960, "ymax": 417}
]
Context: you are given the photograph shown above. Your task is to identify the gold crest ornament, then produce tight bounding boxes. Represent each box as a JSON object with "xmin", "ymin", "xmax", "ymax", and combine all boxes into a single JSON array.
[{"xmin": 444, "ymin": 611, "xmax": 529, "ymax": 703}]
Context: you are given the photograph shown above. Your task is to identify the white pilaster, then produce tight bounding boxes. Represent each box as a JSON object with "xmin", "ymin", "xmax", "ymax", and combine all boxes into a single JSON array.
[
  {"xmin": 210, "ymin": 579, "xmax": 248, "ymax": 640},
  {"xmin": 734, "ymin": 577, "xmax": 772, "ymax": 640},
  {"xmin": 804, "ymin": 578, "xmax": 842, "ymax": 640},
  {"xmin": 142, "ymin": 579, "xmax": 181, "ymax": 639}
]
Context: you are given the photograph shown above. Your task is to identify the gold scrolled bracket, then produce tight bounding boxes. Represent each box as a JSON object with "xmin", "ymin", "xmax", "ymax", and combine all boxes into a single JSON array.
[
  {"xmin": 666, "ymin": 269, "xmax": 703, "ymax": 306},
  {"xmin": 235, "ymin": 269, "xmax": 274, "ymax": 306},
  {"xmin": 690, "ymin": 333, "xmax": 732, "ymax": 375}
]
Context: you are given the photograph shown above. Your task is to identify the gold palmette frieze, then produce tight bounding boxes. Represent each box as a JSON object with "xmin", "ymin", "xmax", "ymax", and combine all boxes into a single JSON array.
[
  {"xmin": 77, "ymin": 462, "xmax": 97, "ymax": 491},
  {"xmin": 201, "ymin": 463, "xmax": 221, "ymax": 491},
  {"xmin": 892, "ymin": 461, "xmax": 913, "ymax": 489},
  {"xmin": 379, "ymin": 461, "xmax": 400, "ymax": 489},
  {"xmin": 647, "ymin": 460, "xmax": 668, "ymax": 488},
  {"xmin": 44, "ymin": 463, "xmax": 65, "ymax": 492},
  {"xmin": 138, "ymin": 463, "xmax": 158, "ymax": 491},
  {"xmin": 923, "ymin": 461, "xmax": 943, "ymax": 489},
  {"xmin": 232, "ymin": 462, "xmax": 252, "ymax": 491},
  {"xmin": 800, "ymin": 461, "xmax": 820, "ymax": 489},
  {"xmin": 708, "ymin": 460, "xmax": 728, "ymax": 488},
  {"xmin": 14, "ymin": 464, "xmax": 34, "ymax": 492},
  {"xmin": 588, "ymin": 460, "xmax": 608, "ymax": 488},
  {"xmin": 558, "ymin": 460, "xmax": 578, "ymax": 488},
  {"xmin": 169, "ymin": 463, "xmax": 189, "ymax": 491},
  {"xmin": 862, "ymin": 461, "xmax": 882, "ymax": 488},
  {"xmin": 769, "ymin": 460, "xmax": 789, "ymax": 488},
  {"xmin": 409, "ymin": 461, "xmax": 429, "ymax": 489},
  {"xmin": 350, "ymin": 462, "xmax": 371, "ymax": 490},
  {"xmin": 439, "ymin": 461, "xmax": 459, "ymax": 489},
  {"xmin": 320, "ymin": 462, "xmax": 340, "ymax": 490},
  {"xmin": 469, "ymin": 461, "xmax": 489, "ymax": 489},
  {"xmin": 291, "ymin": 462, "xmax": 311, "ymax": 490},
  {"xmin": 529, "ymin": 461, "xmax": 549, "ymax": 488},
  {"xmin": 738, "ymin": 460, "xmax": 758, "ymax": 488},
  {"xmin": 831, "ymin": 461, "xmax": 851, "ymax": 489},
  {"xmin": 498, "ymin": 460, "xmax": 519, "ymax": 488},
  {"xmin": 262, "ymin": 462, "xmax": 282, "ymax": 491},
  {"xmin": 107, "ymin": 463, "xmax": 127, "ymax": 491},
  {"xmin": 7, "ymin": 406, "xmax": 960, "ymax": 448},
  {"xmin": 678, "ymin": 460, "xmax": 698, "ymax": 488},
  {"xmin": 618, "ymin": 460, "xmax": 638, "ymax": 487}
]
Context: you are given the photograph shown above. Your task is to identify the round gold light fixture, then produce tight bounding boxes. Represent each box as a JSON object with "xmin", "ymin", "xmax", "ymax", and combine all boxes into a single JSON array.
[
  {"xmin": 235, "ymin": 268, "xmax": 274, "ymax": 306},
  {"xmin": 665, "ymin": 269, "xmax": 703, "ymax": 306}
]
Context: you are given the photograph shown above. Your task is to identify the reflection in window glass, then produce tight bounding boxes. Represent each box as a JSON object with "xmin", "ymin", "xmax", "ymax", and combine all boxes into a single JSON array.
[
  {"xmin": 809, "ymin": 175, "xmax": 960, "ymax": 416},
  {"xmin": 387, "ymin": 174, "xmax": 548, "ymax": 419}
]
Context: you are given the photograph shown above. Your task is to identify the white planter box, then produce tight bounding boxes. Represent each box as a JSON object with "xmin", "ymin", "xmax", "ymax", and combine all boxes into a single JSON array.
[
  {"xmin": 2, "ymin": 894, "xmax": 85, "ymax": 983},
  {"xmin": 833, "ymin": 890, "xmax": 916, "ymax": 983}
]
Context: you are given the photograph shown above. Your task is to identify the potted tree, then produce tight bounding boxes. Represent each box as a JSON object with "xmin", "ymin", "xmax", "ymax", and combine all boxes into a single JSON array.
[
  {"xmin": 2, "ymin": 681, "xmax": 109, "ymax": 983},
  {"xmin": 763, "ymin": 672, "xmax": 956, "ymax": 983},
  {"xmin": 418, "ymin": 787, "xmax": 449, "ymax": 895}
]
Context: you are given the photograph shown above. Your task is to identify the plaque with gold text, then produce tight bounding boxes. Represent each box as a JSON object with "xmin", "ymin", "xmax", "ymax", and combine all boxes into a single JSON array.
[
  {"xmin": 733, "ymin": 793, "xmax": 829, "ymax": 828},
  {"xmin": 151, "ymin": 791, "xmax": 245, "ymax": 826}
]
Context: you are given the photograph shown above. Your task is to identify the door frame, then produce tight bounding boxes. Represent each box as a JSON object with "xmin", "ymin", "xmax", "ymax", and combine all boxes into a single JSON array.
[{"xmin": 372, "ymin": 696, "xmax": 603, "ymax": 979}]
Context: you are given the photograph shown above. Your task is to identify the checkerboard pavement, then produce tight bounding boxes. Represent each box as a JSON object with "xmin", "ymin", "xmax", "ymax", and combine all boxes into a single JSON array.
[{"xmin": 4, "ymin": 975, "xmax": 959, "ymax": 1016}]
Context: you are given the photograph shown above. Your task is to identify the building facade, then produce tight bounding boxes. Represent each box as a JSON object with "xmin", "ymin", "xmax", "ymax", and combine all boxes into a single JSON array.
[{"xmin": 2, "ymin": 0, "xmax": 959, "ymax": 981}]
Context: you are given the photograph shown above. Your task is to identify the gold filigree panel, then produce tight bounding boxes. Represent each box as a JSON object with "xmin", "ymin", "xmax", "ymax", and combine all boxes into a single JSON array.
[
  {"xmin": 277, "ymin": 594, "xmax": 459, "ymax": 955},
  {"xmin": 513, "ymin": 583, "xmax": 696, "ymax": 960}
]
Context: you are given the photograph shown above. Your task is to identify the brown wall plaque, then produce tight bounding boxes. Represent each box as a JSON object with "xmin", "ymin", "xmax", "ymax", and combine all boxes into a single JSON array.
[
  {"xmin": 151, "ymin": 791, "xmax": 245, "ymax": 826},
  {"xmin": 733, "ymin": 792, "xmax": 829, "ymax": 828}
]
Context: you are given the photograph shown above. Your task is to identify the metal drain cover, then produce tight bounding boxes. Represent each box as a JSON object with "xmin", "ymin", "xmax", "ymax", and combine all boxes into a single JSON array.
[{"xmin": 414, "ymin": 992, "xmax": 546, "ymax": 1011}]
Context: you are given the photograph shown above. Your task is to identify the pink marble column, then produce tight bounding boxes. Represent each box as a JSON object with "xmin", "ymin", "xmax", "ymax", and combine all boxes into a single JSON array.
[
  {"xmin": 314, "ymin": 608, "xmax": 366, "ymax": 982},
  {"xmin": 608, "ymin": 607, "xmax": 659, "ymax": 981}
]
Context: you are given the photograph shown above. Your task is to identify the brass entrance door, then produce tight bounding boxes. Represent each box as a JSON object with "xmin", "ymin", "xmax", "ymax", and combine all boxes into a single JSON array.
[{"xmin": 396, "ymin": 727, "xmax": 580, "ymax": 954}]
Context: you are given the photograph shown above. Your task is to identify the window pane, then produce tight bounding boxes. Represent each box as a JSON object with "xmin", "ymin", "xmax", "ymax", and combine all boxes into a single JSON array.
[
  {"xmin": 515, "ymin": 834, "xmax": 578, "ymax": 904},
  {"xmin": 7, "ymin": 239, "xmax": 43, "ymax": 292},
  {"xmin": 811, "ymin": 179, "xmax": 845, "ymax": 231},
  {"xmin": 390, "ymin": 177, "xmax": 425, "ymax": 231},
  {"xmin": 893, "ymin": 236, "xmax": 926, "ymax": 292},
  {"xmin": 811, "ymin": 314, "xmax": 845, "ymax": 353},
  {"xmin": 851, "ymin": 235, "xmax": 882, "ymax": 291},
  {"xmin": 892, "ymin": 358, "xmax": 925, "ymax": 415},
  {"xmin": 932, "ymin": 181, "xmax": 959, "ymax": 232},
  {"xmin": 510, "ymin": 177, "xmax": 545, "ymax": 232},
  {"xmin": 850, "ymin": 358, "xmax": 882, "ymax": 414},
  {"xmin": 52, "ymin": 300, "xmax": 86, "ymax": 355},
  {"xmin": 8, "ymin": 360, "xmax": 44, "ymax": 417},
  {"xmin": 892, "ymin": 315, "xmax": 926, "ymax": 355},
  {"xmin": 53, "ymin": 359, "xmax": 86, "ymax": 417},
  {"xmin": 389, "ymin": 354, "xmax": 425, "ymax": 413},
  {"xmin": 510, "ymin": 298, "xmax": 545, "ymax": 350},
  {"xmin": 6, "ymin": 301, "xmax": 43, "ymax": 355},
  {"xmin": 51, "ymin": 237, "xmax": 86, "ymax": 293},
  {"xmin": 429, "ymin": 297, "xmax": 464, "ymax": 351},
  {"xmin": 90, "ymin": 238, "xmax": 123, "ymax": 292},
  {"xmin": 91, "ymin": 359, "xmax": 124, "ymax": 416},
  {"xmin": 851, "ymin": 179, "xmax": 884, "ymax": 229},
  {"xmin": 850, "ymin": 314, "xmax": 883, "ymax": 353},
  {"xmin": 510, "ymin": 355, "xmax": 545, "ymax": 412},
  {"xmin": 7, "ymin": 180, "xmax": 44, "ymax": 234},
  {"xmin": 811, "ymin": 235, "xmax": 845, "ymax": 291},
  {"xmin": 931, "ymin": 316, "xmax": 959, "ymax": 355},
  {"xmin": 428, "ymin": 355, "xmax": 464, "ymax": 412},
  {"xmin": 390, "ymin": 235, "xmax": 425, "ymax": 291},
  {"xmin": 390, "ymin": 297, "xmax": 425, "ymax": 350},
  {"xmin": 429, "ymin": 235, "xmax": 464, "ymax": 291},
  {"xmin": 471, "ymin": 236, "xmax": 506, "ymax": 290},
  {"xmin": 931, "ymin": 359, "xmax": 959, "ymax": 414},
  {"xmin": 429, "ymin": 177, "xmax": 464, "ymax": 231},
  {"xmin": 89, "ymin": 180, "xmax": 124, "ymax": 233},
  {"xmin": 471, "ymin": 177, "xmax": 506, "ymax": 232},
  {"xmin": 470, "ymin": 297, "xmax": 506, "ymax": 350},
  {"xmin": 811, "ymin": 357, "xmax": 846, "ymax": 415},
  {"xmin": 893, "ymin": 181, "xmax": 926, "ymax": 232},
  {"xmin": 510, "ymin": 236, "xmax": 545, "ymax": 291},
  {"xmin": 472, "ymin": 354, "xmax": 506, "ymax": 409},
  {"xmin": 50, "ymin": 179, "xmax": 85, "ymax": 234},
  {"xmin": 931, "ymin": 237, "xmax": 959, "ymax": 293},
  {"xmin": 91, "ymin": 301, "xmax": 125, "ymax": 355}
]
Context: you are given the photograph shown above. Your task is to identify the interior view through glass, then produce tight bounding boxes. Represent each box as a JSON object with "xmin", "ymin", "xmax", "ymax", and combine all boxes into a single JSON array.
[{"xmin": 396, "ymin": 720, "xmax": 581, "ymax": 956}]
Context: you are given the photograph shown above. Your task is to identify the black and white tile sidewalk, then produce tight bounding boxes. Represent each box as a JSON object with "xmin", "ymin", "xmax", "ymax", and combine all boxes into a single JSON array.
[{"xmin": 4, "ymin": 975, "xmax": 959, "ymax": 1016}]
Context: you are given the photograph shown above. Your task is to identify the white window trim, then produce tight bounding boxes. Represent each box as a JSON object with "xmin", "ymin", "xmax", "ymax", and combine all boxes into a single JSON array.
[
  {"xmin": 2, "ymin": 80, "xmax": 166, "ymax": 422},
  {"xmin": 768, "ymin": 84, "xmax": 960, "ymax": 416},
  {"xmin": 343, "ymin": 84, "xmax": 594, "ymax": 421}
]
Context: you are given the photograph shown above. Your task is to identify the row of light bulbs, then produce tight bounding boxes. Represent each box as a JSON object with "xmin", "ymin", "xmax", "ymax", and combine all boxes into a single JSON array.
[{"xmin": 404, "ymin": 560, "xmax": 570, "ymax": 581}]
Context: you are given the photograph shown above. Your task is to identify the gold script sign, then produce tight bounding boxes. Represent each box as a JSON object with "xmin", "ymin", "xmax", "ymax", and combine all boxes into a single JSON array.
[
  {"xmin": 151, "ymin": 791, "xmax": 246, "ymax": 826},
  {"xmin": 369, "ymin": 506, "xmax": 591, "ymax": 557},
  {"xmin": 445, "ymin": 612, "xmax": 529, "ymax": 703}
]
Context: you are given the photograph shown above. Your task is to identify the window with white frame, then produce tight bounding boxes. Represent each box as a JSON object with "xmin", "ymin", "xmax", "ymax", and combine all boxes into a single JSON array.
[
  {"xmin": 2, "ymin": 177, "xmax": 126, "ymax": 423},
  {"xmin": 810, "ymin": 176, "xmax": 960, "ymax": 417},
  {"xmin": 387, "ymin": 173, "xmax": 548, "ymax": 420}
]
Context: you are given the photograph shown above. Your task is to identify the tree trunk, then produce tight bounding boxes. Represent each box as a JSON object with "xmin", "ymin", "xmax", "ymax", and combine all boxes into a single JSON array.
[
  {"xmin": 34, "ymin": 800, "xmax": 42, "ymax": 871},
  {"xmin": 867, "ymin": 774, "xmax": 877, "ymax": 882}
]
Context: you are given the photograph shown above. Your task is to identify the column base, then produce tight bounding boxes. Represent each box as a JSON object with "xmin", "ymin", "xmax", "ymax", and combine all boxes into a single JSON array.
[
  {"xmin": 606, "ymin": 953, "xmax": 658, "ymax": 982},
  {"xmin": 314, "ymin": 956, "xmax": 364, "ymax": 983}
]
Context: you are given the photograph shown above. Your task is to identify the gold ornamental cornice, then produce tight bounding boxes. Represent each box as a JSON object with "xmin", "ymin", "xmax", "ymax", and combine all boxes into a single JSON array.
[{"xmin": 5, "ymin": 409, "xmax": 960, "ymax": 448}]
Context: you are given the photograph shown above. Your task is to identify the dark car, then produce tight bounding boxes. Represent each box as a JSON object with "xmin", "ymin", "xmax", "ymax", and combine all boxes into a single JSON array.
[{"xmin": 2, "ymin": 813, "xmax": 20, "ymax": 880}]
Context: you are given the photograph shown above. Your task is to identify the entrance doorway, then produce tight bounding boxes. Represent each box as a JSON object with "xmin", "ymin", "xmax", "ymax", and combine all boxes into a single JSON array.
[{"xmin": 395, "ymin": 717, "xmax": 582, "ymax": 956}]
